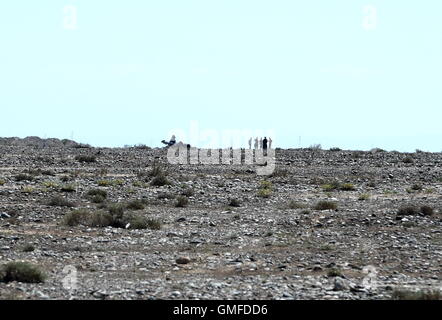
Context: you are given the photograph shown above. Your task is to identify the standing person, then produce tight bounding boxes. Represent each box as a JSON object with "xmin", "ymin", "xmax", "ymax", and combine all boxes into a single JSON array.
[
  {"xmin": 161, "ymin": 134, "xmax": 176, "ymax": 147},
  {"xmin": 263, "ymin": 137, "xmax": 268, "ymax": 155},
  {"xmin": 259, "ymin": 137, "xmax": 263, "ymax": 149},
  {"xmin": 254, "ymin": 137, "xmax": 258, "ymax": 149},
  {"xmin": 268, "ymin": 137, "xmax": 272, "ymax": 149},
  {"xmin": 248, "ymin": 137, "xmax": 252, "ymax": 149}
]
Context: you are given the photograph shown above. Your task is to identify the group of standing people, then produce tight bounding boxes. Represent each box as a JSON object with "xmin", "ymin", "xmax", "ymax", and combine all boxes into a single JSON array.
[{"xmin": 248, "ymin": 137, "xmax": 272, "ymax": 150}]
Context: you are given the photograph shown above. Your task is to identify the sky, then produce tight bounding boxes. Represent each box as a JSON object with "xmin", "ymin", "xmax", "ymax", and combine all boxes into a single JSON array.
[{"xmin": 0, "ymin": 1, "xmax": 441, "ymax": 151}]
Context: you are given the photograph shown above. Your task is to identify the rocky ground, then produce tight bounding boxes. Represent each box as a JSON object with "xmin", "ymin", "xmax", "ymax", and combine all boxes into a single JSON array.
[{"xmin": 0, "ymin": 139, "xmax": 441, "ymax": 300}]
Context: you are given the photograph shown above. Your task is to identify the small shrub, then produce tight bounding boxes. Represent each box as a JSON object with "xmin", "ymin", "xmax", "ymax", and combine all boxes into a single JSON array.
[
  {"xmin": 314, "ymin": 201, "xmax": 337, "ymax": 211},
  {"xmin": 42, "ymin": 181, "xmax": 58, "ymax": 189},
  {"xmin": 0, "ymin": 178, "xmax": 5, "ymax": 186},
  {"xmin": 47, "ymin": 196, "xmax": 76, "ymax": 207},
  {"xmin": 126, "ymin": 199, "xmax": 145, "ymax": 210},
  {"xmin": 73, "ymin": 143, "xmax": 91, "ymax": 149},
  {"xmin": 15, "ymin": 174, "xmax": 34, "ymax": 182},
  {"xmin": 358, "ymin": 193, "xmax": 370, "ymax": 201},
  {"xmin": 420, "ymin": 205, "xmax": 434, "ymax": 216},
  {"xmin": 402, "ymin": 221, "xmax": 417, "ymax": 228},
  {"xmin": 86, "ymin": 188, "xmax": 107, "ymax": 202},
  {"xmin": 397, "ymin": 205, "xmax": 432, "ymax": 216},
  {"xmin": 321, "ymin": 183, "xmax": 339, "ymax": 192},
  {"xmin": 270, "ymin": 168, "xmax": 288, "ymax": 178},
  {"xmin": 327, "ymin": 268, "xmax": 343, "ymax": 277},
  {"xmin": 257, "ymin": 188, "xmax": 271, "ymax": 198},
  {"xmin": 321, "ymin": 180, "xmax": 340, "ymax": 191},
  {"xmin": 39, "ymin": 169, "xmax": 54, "ymax": 176},
  {"xmin": 60, "ymin": 184, "xmax": 76, "ymax": 193},
  {"xmin": 21, "ymin": 186, "xmax": 35, "ymax": 194},
  {"xmin": 403, "ymin": 157, "xmax": 414, "ymax": 164},
  {"xmin": 126, "ymin": 214, "xmax": 149, "ymax": 229},
  {"xmin": 391, "ymin": 289, "xmax": 441, "ymax": 300},
  {"xmin": 125, "ymin": 214, "xmax": 159, "ymax": 230},
  {"xmin": 0, "ymin": 262, "xmax": 46, "ymax": 283},
  {"xmin": 97, "ymin": 180, "xmax": 111, "ymax": 187},
  {"xmin": 90, "ymin": 195, "xmax": 106, "ymax": 203},
  {"xmin": 229, "ymin": 198, "xmax": 241, "ymax": 207},
  {"xmin": 352, "ymin": 151, "xmax": 364, "ymax": 159},
  {"xmin": 107, "ymin": 203, "xmax": 125, "ymax": 217},
  {"xmin": 149, "ymin": 163, "xmax": 165, "ymax": 178},
  {"xmin": 62, "ymin": 209, "xmax": 90, "ymax": 226},
  {"xmin": 340, "ymin": 183, "xmax": 355, "ymax": 191},
  {"xmin": 114, "ymin": 179, "xmax": 124, "ymax": 186},
  {"xmin": 22, "ymin": 169, "xmax": 42, "ymax": 176},
  {"xmin": 89, "ymin": 210, "xmax": 114, "ymax": 228},
  {"xmin": 258, "ymin": 180, "xmax": 272, "ymax": 198},
  {"xmin": 288, "ymin": 200, "xmax": 307, "ymax": 209},
  {"xmin": 181, "ymin": 187, "xmax": 194, "ymax": 197},
  {"xmin": 63, "ymin": 205, "xmax": 160, "ymax": 230},
  {"xmin": 75, "ymin": 155, "xmax": 96, "ymax": 163},
  {"xmin": 134, "ymin": 144, "xmax": 150, "ymax": 150},
  {"xmin": 260, "ymin": 180, "xmax": 272, "ymax": 190},
  {"xmin": 146, "ymin": 218, "xmax": 162, "ymax": 230},
  {"xmin": 98, "ymin": 179, "xmax": 124, "ymax": 187},
  {"xmin": 322, "ymin": 181, "xmax": 355, "ymax": 191},
  {"xmin": 320, "ymin": 244, "xmax": 334, "ymax": 251},
  {"xmin": 132, "ymin": 181, "xmax": 147, "ymax": 188},
  {"xmin": 411, "ymin": 184, "xmax": 423, "ymax": 191},
  {"xmin": 330, "ymin": 147, "xmax": 342, "ymax": 152},
  {"xmin": 397, "ymin": 206, "xmax": 420, "ymax": 216},
  {"xmin": 150, "ymin": 175, "xmax": 170, "ymax": 187},
  {"xmin": 175, "ymin": 196, "xmax": 189, "ymax": 208},
  {"xmin": 21, "ymin": 244, "xmax": 35, "ymax": 252}
]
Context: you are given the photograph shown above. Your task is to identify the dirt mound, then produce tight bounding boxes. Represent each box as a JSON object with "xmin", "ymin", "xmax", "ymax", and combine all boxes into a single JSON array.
[{"xmin": 0, "ymin": 136, "xmax": 83, "ymax": 148}]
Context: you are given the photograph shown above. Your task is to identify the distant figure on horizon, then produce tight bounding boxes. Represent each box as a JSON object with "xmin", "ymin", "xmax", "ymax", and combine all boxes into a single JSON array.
[
  {"xmin": 268, "ymin": 137, "xmax": 272, "ymax": 149},
  {"xmin": 263, "ymin": 137, "xmax": 268, "ymax": 155},
  {"xmin": 259, "ymin": 137, "xmax": 263, "ymax": 149},
  {"xmin": 248, "ymin": 137, "xmax": 252, "ymax": 149},
  {"xmin": 254, "ymin": 137, "xmax": 259, "ymax": 149},
  {"xmin": 161, "ymin": 134, "xmax": 176, "ymax": 147}
]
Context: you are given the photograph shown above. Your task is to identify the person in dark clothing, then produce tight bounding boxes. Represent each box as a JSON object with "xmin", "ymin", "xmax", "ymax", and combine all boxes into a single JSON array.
[
  {"xmin": 263, "ymin": 137, "xmax": 268, "ymax": 155},
  {"xmin": 161, "ymin": 135, "xmax": 176, "ymax": 147}
]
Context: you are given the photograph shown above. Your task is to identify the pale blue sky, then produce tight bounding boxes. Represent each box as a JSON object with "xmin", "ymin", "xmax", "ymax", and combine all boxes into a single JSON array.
[{"xmin": 0, "ymin": 1, "xmax": 441, "ymax": 151}]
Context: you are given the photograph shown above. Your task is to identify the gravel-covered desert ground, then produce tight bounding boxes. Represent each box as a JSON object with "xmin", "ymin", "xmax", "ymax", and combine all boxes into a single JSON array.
[{"xmin": 0, "ymin": 137, "xmax": 441, "ymax": 300}]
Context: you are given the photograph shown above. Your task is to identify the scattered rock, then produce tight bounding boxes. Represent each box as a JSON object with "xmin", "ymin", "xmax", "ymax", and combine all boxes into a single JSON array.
[
  {"xmin": 176, "ymin": 257, "xmax": 191, "ymax": 265},
  {"xmin": 333, "ymin": 278, "xmax": 350, "ymax": 291}
]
